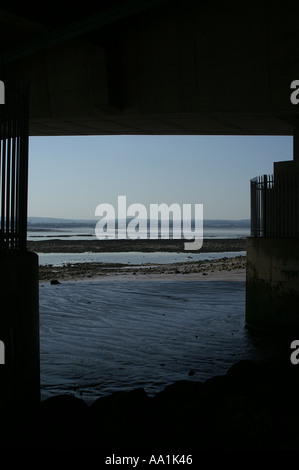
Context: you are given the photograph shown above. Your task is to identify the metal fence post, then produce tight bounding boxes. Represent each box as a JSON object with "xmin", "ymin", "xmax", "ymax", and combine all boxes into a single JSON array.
[{"xmin": 0, "ymin": 77, "xmax": 29, "ymax": 254}]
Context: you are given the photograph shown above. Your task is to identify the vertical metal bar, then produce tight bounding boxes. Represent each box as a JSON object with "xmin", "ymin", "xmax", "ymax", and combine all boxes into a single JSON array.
[
  {"xmin": 296, "ymin": 178, "xmax": 299, "ymax": 237},
  {"xmin": 292, "ymin": 176, "xmax": 295, "ymax": 237},
  {"xmin": 15, "ymin": 91, "xmax": 20, "ymax": 251},
  {"xmin": 0, "ymin": 115, "xmax": 2, "ymax": 254},
  {"xmin": 257, "ymin": 177, "xmax": 260, "ymax": 236},
  {"xmin": 291, "ymin": 176, "xmax": 295, "ymax": 237},
  {"xmin": 259, "ymin": 176, "xmax": 262, "ymax": 237},
  {"xmin": 1, "ymin": 119, "xmax": 6, "ymax": 239},
  {"xmin": 258, "ymin": 177, "xmax": 261, "ymax": 236},
  {"xmin": 0, "ymin": 76, "xmax": 30, "ymax": 253},
  {"xmin": 256, "ymin": 179, "xmax": 259, "ymax": 237},
  {"xmin": 263, "ymin": 174, "xmax": 267, "ymax": 237},
  {"xmin": 267, "ymin": 175, "xmax": 272, "ymax": 237},
  {"xmin": 284, "ymin": 174, "xmax": 287, "ymax": 237},
  {"xmin": 250, "ymin": 179, "xmax": 255, "ymax": 236},
  {"xmin": 273, "ymin": 175, "xmax": 276, "ymax": 237},
  {"xmin": 278, "ymin": 175, "xmax": 281, "ymax": 237},
  {"xmin": 11, "ymin": 101, "xmax": 16, "ymax": 250},
  {"xmin": 6, "ymin": 111, "xmax": 11, "ymax": 249},
  {"xmin": 18, "ymin": 83, "xmax": 29, "ymax": 253},
  {"xmin": 277, "ymin": 176, "xmax": 280, "ymax": 237},
  {"xmin": 281, "ymin": 176, "xmax": 284, "ymax": 238},
  {"xmin": 270, "ymin": 174, "xmax": 273, "ymax": 236},
  {"xmin": 291, "ymin": 176, "xmax": 294, "ymax": 236},
  {"xmin": 273, "ymin": 174, "xmax": 276, "ymax": 236},
  {"xmin": 289, "ymin": 175, "xmax": 292, "ymax": 237},
  {"xmin": 275, "ymin": 175, "xmax": 281, "ymax": 237},
  {"xmin": 285, "ymin": 175, "xmax": 288, "ymax": 237},
  {"xmin": 271, "ymin": 175, "xmax": 276, "ymax": 237},
  {"xmin": 250, "ymin": 177, "xmax": 259, "ymax": 237},
  {"xmin": 270, "ymin": 174, "xmax": 272, "ymax": 237}
]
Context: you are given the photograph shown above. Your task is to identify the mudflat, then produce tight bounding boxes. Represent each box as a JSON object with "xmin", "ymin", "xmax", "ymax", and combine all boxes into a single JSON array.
[
  {"xmin": 31, "ymin": 238, "xmax": 247, "ymax": 282},
  {"xmin": 28, "ymin": 237, "xmax": 247, "ymax": 253}
]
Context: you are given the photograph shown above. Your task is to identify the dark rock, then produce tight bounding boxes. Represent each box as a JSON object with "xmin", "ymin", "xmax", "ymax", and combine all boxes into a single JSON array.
[
  {"xmin": 50, "ymin": 279, "xmax": 61, "ymax": 285},
  {"xmin": 5, "ymin": 359, "xmax": 299, "ymax": 450},
  {"xmin": 225, "ymin": 359, "xmax": 266, "ymax": 391},
  {"xmin": 155, "ymin": 380, "xmax": 203, "ymax": 404},
  {"xmin": 90, "ymin": 387, "xmax": 149, "ymax": 413},
  {"xmin": 89, "ymin": 388, "xmax": 154, "ymax": 449},
  {"xmin": 39, "ymin": 395, "xmax": 89, "ymax": 449}
]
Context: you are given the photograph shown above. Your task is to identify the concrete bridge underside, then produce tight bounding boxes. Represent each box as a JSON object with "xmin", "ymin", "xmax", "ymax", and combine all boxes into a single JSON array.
[{"xmin": 1, "ymin": 0, "xmax": 299, "ymax": 137}]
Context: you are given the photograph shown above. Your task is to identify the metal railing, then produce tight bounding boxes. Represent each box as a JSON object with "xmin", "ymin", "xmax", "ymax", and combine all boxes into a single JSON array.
[
  {"xmin": 250, "ymin": 173, "xmax": 299, "ymax": 237},
  {"xmin": 0, "ymin": 79, "xmax": 29, "ymax": 254}
]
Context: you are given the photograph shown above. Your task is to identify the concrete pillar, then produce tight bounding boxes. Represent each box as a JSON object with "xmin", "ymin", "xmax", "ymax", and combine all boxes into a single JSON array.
[
  {"xmin": 0, "ymin": 252, "xmax": 40, "ymax": 408},
  {"xmin": 246, "ymin": 238, "xmax": 299, "ymax": 328}
]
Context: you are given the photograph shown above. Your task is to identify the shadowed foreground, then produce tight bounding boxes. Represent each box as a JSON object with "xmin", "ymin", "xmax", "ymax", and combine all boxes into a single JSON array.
[{"xmin": 1, "ymin": 359, "xmax": 299, "ymax": 451}]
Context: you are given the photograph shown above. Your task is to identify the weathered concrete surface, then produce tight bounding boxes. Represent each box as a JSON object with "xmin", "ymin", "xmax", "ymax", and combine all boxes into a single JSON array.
[
  {"xmin": 246, "ymin": 238, "xmax": 299, "ymax": 328},
  {"xmin": 0, "ymin": 252, "xmax": 40, "ymax": 406}
]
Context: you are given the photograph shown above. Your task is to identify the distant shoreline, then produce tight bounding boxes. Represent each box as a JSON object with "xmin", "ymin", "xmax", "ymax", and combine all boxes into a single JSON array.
[{"xmin": 28, "ymin": 237, "xmax": 247, "ymax": 254}]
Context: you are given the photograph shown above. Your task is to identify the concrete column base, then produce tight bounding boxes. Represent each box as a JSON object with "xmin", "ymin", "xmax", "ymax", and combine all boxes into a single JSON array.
[
  {"xmin": 0, "ymin": 251, "xmax": 40, "ymax": 408},
  {"xmin": 246, "ymin": 238, "xmax": 299, "ymax": 328}
]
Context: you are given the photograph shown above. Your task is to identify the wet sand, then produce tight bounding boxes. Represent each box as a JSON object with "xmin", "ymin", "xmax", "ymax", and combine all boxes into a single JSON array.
[{"xmin": 34, "ymin": 238, "xmax": 247, "ymax": 282}]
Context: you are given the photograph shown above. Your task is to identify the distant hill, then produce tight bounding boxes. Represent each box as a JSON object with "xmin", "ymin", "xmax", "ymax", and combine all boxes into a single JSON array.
[
  {"xmin": 28, "ymin": 217, "xmax": 96, "ymax": 227},
  {"xmin": 202, "ymin": 219, "xmax": 250, "ymax": 228}
]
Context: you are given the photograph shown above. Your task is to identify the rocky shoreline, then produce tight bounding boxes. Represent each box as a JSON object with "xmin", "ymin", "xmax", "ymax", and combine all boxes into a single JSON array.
[
  {"xmin": 38, "ymin": 254, "xmax": 246, "ymax": 283},
  {"xmin": 46, "ymin": 359, "xmax": 299, "ymax": 451},
  {"xmin": 2, "ymin": 358, "xmax": 298, "ymax": 451},
  {"xmin": 32, "ymin": 237, "xmax": 247, "ymax": 282}
]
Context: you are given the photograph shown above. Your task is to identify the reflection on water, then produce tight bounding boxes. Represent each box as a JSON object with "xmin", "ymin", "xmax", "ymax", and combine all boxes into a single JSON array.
[{"xmin": 39, "ymin": 279, "xmax": 292, "ymax": 405}]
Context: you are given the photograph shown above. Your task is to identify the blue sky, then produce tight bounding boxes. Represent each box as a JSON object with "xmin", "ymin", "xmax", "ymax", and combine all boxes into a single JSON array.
[{"xmin": 28, "ymin": 134, "xmax": 293, "ymax": 220}]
